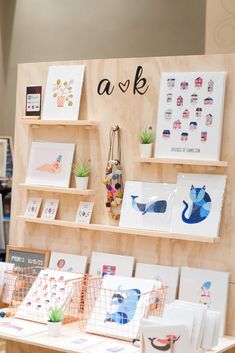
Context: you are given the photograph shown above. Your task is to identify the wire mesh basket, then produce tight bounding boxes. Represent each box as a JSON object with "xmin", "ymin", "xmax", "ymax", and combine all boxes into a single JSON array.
[{"xmin": 1, "ymin": 267, "xmax": 85, "ymax": 325}]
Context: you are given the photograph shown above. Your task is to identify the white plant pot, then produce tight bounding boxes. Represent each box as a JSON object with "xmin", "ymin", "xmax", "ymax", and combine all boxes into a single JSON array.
[
  {"xmin": 139, "ymin": 143, "xmax": 152, "ymax": 158},
  {"xmin": 47, "ymin": 321, "xmax": 62, "ymax": 337},
  {"xmin": 75, "ymin": 176, "xmax": 89, "ymax": 190}
]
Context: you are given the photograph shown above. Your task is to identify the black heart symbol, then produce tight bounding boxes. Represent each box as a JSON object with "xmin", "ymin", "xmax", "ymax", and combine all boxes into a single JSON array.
[{"xmin": 118, "ymin": 80, "xmax": 130, "ymax": 93}]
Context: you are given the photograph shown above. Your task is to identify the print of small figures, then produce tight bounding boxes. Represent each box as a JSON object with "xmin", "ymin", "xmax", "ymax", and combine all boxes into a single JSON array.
[
  {"xmin": 208, "ymin": 79, "xmax": 214, "ymax": 92},
  {"xmin": 37, "ymin": 155, "xmax": 62, "ymax": 174},
  {"xmin": 102, "ymin": 265, "xmax": 116, "ymax": 276},
  {"xmin": 195, "ymin": 77, "xmax": 203, "ymax": 88},
  {"xmin": 199, "ymin": 281, "xmax": 212, "ymax": 307},
  {"xmin": 167, "ymin": 78, "xmax": 175, "ymax": 88},
  {"xmin": 191, "ymin": 93, "xmax": 198, "ymax": 104},
  {"xmin": 180, "ymin": 81, "xmax": 188, "ymax": 90},
  {"xmin": 52, "ymin": 79, "xmax": 74, "ymax": 108},
  {"xmin": 177, "ymin": 96, "xmax": 183, "ymax": 106},
  {"xmin": 182, "ymin": 185, "xmax": 211, "ymax": 224},
  {"xmin": 181, "ymin": 132, "xmax": 188, "ymax": 141}
]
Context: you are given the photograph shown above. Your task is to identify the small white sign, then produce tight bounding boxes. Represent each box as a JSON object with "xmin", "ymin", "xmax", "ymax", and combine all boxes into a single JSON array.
[
  {"xmin": 41, "ymin": 199, "xmax": 59, "ymax": 220},
  {"xmin": 75, "ymin": 201, "xmax": 94, "ymax": 224},
  {"xmin": 24, "ymin": 197, "xmax": 42, "ymax": 218}
]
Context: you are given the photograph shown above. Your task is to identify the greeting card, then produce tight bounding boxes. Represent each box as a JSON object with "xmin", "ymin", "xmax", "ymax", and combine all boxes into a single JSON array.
[
  {"xmin": 24, "ymin": 197, "xmax": 42, "ymax": 218},
  {"xmin": 41, "ymin": 199, "xmax": 59, "ymax": 220},
  {"xmin": 75, "ymin": 201, "xmax": 94, "ymax": 224},
  {"xmin": 49, "ymin": 251, "xmax": 87, "ymax": 273}
]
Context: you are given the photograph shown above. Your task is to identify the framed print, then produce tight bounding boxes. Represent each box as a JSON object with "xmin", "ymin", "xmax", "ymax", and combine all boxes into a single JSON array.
[
  {"xmin": 170, "ymin": 173, "xmax": 227, "ymax": 237},
  {"xmin": 179, "ymin": 266, "xmax": 230, "ymax": 335},
  {"xmin": 25, "ymin": 141, "xmax": 75, "ymax": 187},
  {"xmin": 135, "ymin": 263, "xmax": 179, "ymax": 303},
  {"xmin": 75, "ymin": 201, "xmax": 94, "ymax": 224},
  {"xmin": 25, "ymin": 86, "xmax": 42, "ymax": 116},
  {"xmin": 0, "ymin": 139, "xmax": 7, "ymax": 177},
  {"xmin": 24, "ymin": 197, "xmax": 42, "ymax": 218},
  {"xmin": 119, "ymin": 181, "xmax": 176, "ymax": 232},
  {"xmin": 89, "ymin": 251, "xmax": 135, "ymax": 277},
  {"xmin": 6, "ymin": 246, "xmax": 50, "ymax": 270},
  {"xmin": 49, "ymin": 251, "xmax": 87, "ymax": 273},
  {"xmin": 155, "ymin": 72, "xmax": 226, "ymax": 160},
  {"xmin": 41, "ymin": 199, "xmax": 59, "ymax": 220},
  {"xmin": 41, "ymin": 65, "xmax": 85, "ymax": 121}
]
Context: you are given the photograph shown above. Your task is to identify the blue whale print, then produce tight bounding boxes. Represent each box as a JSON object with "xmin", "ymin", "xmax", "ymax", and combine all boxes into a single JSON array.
[
  {"xmin": 131, "ymin": 195, "xmax": 167, "ymax": 215},
  {"xmin": 182, "ymin": 185, "xmax": 211, "ymax": 224}
]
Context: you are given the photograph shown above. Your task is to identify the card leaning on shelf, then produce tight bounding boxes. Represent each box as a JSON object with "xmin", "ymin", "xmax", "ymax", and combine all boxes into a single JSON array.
[
  {"xmin": 75, "ymin": 201, "xmax": 94, "ymax": 224},
  {"xmin": 155, "ymin": 72, "xmax": 226, "ymax": 160},
  {"xmin": 25, "ymin": 141, "xmax": 75, "ymax": 187},
  {"xmin": 179, "ymin": 266, "xmax": 229, "ymax": 336},
  {"xmin": 41, "ymin": 199, "xmax": 59, "ymax": 220},
  {"xmin": 170, "ymin": 173, "xmax": 227, "ymax": 237},
  {"xmin": 135, "ymin": 263, "xmax": 179, "ymax": 303},
  {"xmin": 89, "ymin": 251, "xmax": 135, "ymax": 277},
  {"xmin": 41, "ymin": 65, "xmax": 85, "ymax": 120},
  {"xmin": 24, "ymin": 197, "xmax": 42, "ymax": 218},
  {"xmin": 0, "ymin": 262, "xmax": 15, "ymax": 304},
  {"xmin": 0, "ymin": 139, "xmax": 7, "ymax": 177},
  {"xmin": 49, "ymin": 251, "xmax": 87, "ymax": 273},
  {"xmin": 119, "ymin": 181, "xmax": 176, "ymax": 232}
]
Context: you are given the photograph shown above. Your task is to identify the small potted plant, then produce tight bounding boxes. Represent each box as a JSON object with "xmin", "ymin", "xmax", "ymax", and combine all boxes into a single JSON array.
[
  {"xmin": 47, "ymin": 306, "xmax": 64, "ymax": 337},
  {"xmin": 138, "ymin": 127, "xmax": 154, "ymax": 158},
  {"xmin": 72, "ymin": 160, "xmax": 91, "ymax": 190}
]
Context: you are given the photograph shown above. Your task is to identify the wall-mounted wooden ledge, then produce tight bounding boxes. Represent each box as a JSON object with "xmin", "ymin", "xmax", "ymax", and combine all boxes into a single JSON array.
[
  {"xmin": 21, "ymin": 117, "xmax": 99, "ymax": 127},
  {"xmin": 19, "ymin": 183, "xmax": 95, "ymax": 196},
  {"xmin": 135, "ymin": 157, "xmax": 228, "ymax": 167},
  {"xmin": 16, "ymin": 216, "xmax": 219, "ymax": 243}
]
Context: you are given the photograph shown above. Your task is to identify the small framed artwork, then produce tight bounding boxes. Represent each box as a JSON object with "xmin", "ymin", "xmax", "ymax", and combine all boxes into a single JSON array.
[
  {"xmin": 179, "ymin": 266, "xmax": 230, "ymax": 335},
  {"xmin": 75, "ymin": 201, "xmax": 94, "ymax": 224},
  {"xmin": 89, "ymin": 251, "xmax": 135, "ymax": 277},
  {"xmin": 170, "ymin": 173, "xmax": 227, "ymax": 237},
  {"xmin": 41, "ymin": 199, "xmax": 59, "ymax": 220},
  {"xmin": 24, "ymin": 197, "xmax": 42, "ymax": 218},
  {"xmin": 119, "ymin": 181, "xmax": 176, "ymax": 232},
  {"xmin": 41, "ymin": 65, "xmax": 85, "ymax": 121},
  {"xmin": 155, "ymin": 71, "xmax": 226, "ymax": 161},
  {"xmin": 0, "ymin": 139, "xmax": 7, "ymax": 178},
  {"xmin": 135, "ymin": 263, "xmax": 179, "ymax": 303},
  {"xmin": 49, "ymin": 251, "xmax": 87, "ymax": 273},
  {"xmin": 25, "ymin": 86, "xmax": 42, "ymax": 117},
  {"xmin": 6, "ymin": 246, "xmax": 51, "ymax": 270},
  {"xmin": 25, "ymin": 142, "xmax": 75, "ymax": 187}
]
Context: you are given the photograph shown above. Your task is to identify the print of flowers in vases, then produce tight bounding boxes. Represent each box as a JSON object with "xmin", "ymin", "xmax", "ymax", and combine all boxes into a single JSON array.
[{"xmin": 52, "ymin": 79, "xmax": 74, "ymax": 107}]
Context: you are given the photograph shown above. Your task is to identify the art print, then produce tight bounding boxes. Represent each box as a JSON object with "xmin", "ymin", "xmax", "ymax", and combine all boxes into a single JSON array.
[
  {"xmin": 75, "ymin": 201, "xmax": 94, "ymax": 224},
  {"xmin": 89, "ymin": 252, "xmax": 135, "ymax": 277},
  {"xmin": 119, "ymin": 181, "xmax": 175, "ymax": 232},
  {"xmin": 41, "ymin": 65, "xmax": 85, "ymax": 120},
  {"xmin": 170, "ymin": 173, "xmax": 226, "ymax": 237},
  {"xmin": 179, "ymin": 266, "xmax": 229, "ymax": 335},
  {"xmin": 49, "ymin": 251, "xmax": 87, "ymax": 273},
  {"xmin": 26, "ymin": 142, "xmax": 75, "ymax": 187},
  {"xmin": 135, "ymin": 263, "xmax": 179, "ymax": 303},
  {"xmin": 41, "ymin": 199, "xmax": 59, "ymax": 220},
  {"xmin": 86, "ymin": 275, "xmax": 157, "ymax": 340},
  {"xmin": 155, "ymin": 72, "xmax": 226, "ymax": 160},
  {"xmin": 0, "ymin": 318, "xmax": 47, "ymax": 337},
  {"xmin": 24, "ymin": 197, "xmax": 42, "ymax": 218},
  {"xmin": 0, "ymin": 139, "xmax": 7, "ymax": 177}
]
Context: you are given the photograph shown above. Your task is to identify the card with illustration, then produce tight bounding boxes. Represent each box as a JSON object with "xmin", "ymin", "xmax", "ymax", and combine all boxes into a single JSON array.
[
  {"xmin": 0, "ymin": 139, "xmax": 7, "ymax": 177},
  {"xmin": 155, "ymin": 72, "xmax": 226, "ymax": 160},
  {"xmin": 0, "ymin": 318, "xmax": 47, "ymax": 337},
  {"xmin": 179, "ymin": 266, "xmax": 229, "ymax": 335},
  {"xmin": 24, "ymin": 197, "xmax": 42, "ymax": 218},
  {"xmin": 58, "ymin": 334, "xmax": 105, "ymax": 351},
  {"xmin": 26, "ymin": 142, "xmax": 75, "ymax": 187},
  {"xmin": 135, "ymin": 263, "xmax": 179, "ymax": 303},
  {"xmin": 119, "ymin": 181, "xmax": 176, "ymax": 232},
  {"xmin": 89, "ymin": 252, "xmax": 135, "ymax": 277},
  {"xmin": 41, "ymin": 65, "xmax": 85, "ymax": 120},
  {"xmin": 49, "ymin": 251, "xmax": 87, "ymax": 273},
  {"xmin": 75, "ymin": 201, "xmax": 94, "ymax": 224},
  {"xmin": 170, "ymin": 173, "xmax": 226, "ymax": 237},
  {"xmin": 15, "ymin": 269, "xmax": 84, "ymax": 323},
  {"xmin": 0, "ymin": 262, "xmax": 15, "ymax": 304},
  {"xmin": 41, "ymin": 199, "xmax": 59, "ymax": 220},
  {"xmin": 86, "ymin": 275, "xmax": 157, "ymax": 340}
]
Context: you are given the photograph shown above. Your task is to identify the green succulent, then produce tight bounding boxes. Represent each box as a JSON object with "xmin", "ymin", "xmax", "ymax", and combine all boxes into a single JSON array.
[
  {"xmin": 138, "ymin": 128, "xmax": 154, "ymax": 144},
  {"xmin": 48, "ymin": 306, "xmax": 64, "ymax": 323},
  {"xmin": 72, "ymin": 160, "xmax": 91, "ymax": 177}
]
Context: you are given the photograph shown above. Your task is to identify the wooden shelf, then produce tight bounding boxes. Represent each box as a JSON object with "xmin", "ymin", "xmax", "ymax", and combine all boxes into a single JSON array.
[
  {"xmin": 16, "ymin": 216, "xmax": 219, "ymax": 243},
  {"xmin": 21, "ymin": 118, "xmax": 99, "ymax": 127},
  {"xmin": 19, "ymin": 183, "xmax": 95, "ymax": 196},
  {"xmin": 135, "ymin": 157, "xmax": 228, "ymax": 167}
]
